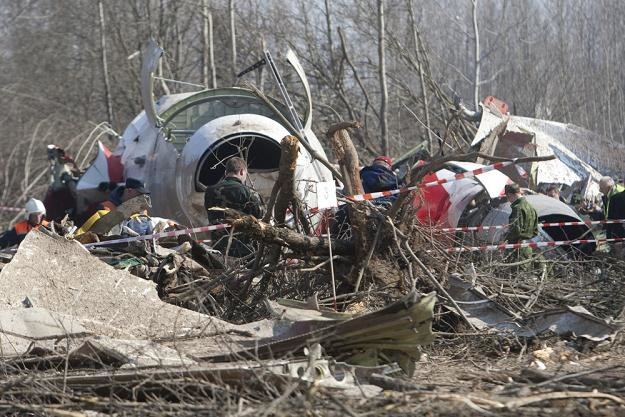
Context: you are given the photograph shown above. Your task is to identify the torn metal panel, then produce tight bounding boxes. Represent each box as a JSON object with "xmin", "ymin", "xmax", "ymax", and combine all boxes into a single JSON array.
[
  {"xmin": 471, "ymin": 104, "xmax": 507, "ymax": 148},
  {"xmin": 0, "ymin": 231, "xmax": 240, "ymax": 340},
  {"xmin": 285, "ymin": 49, "xmax": 313, "ymax": 131},
  {"xmin": 0, "ymin": 307, "xmax": 89, "ymax": 340},
  {"xmin": 0, "ymin": 333, "xmax": 38, "ymax": 358},
  {"xmin": 507, "ymin": 117, "xmax": 603, "ymax": 193},
  {"xmin": 447, "ymin": 275, "xmax": 618, "ymax": 341},
  {"xmin": 208, "ymin": 292, "xmax": 436, "ymax": 377},
  {"xmin": 266, "ymin": 298, "xmax": 355, "ymax": 321},
  {"xmin": 511, "ymin": 116, "xmax": 625, "ymax": 178},
  {"xmin": 472, "ymin": 103, "xmax": 612, "ymax": 198},
  {"xmin": 69, "ymin": 336, "xmax": 198, "ymax": 368},
  {"xmin": 36, "ymin": 358, "xmax": 381, "ymax": 398},
  {"xmin": 140, "ymin": 39, "xmax": 165, "ymax": 128},
  {"xmin": 447, "ymin": 274, "xmax": 521, "ymax": 332},
  {"xmin": 520, "ymin": 306, "xmax": 619, "ymax": 342},
  {"xmin": 116, "ymin": 93, "xmax": 195, "ymax": 182}
]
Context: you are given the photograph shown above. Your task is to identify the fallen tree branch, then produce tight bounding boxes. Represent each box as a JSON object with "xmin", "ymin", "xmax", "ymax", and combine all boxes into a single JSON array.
[
  {"xmin": 229, "ymin": 213, "xmax": 353, "ymax": 256},
  {"xmin": 404, "ymin": 242, "xmax": 477, "ymax": 331},
  {"xmin": 476, "ymin": 153, "xmax": 557, "ymax": 164},
  {"xmin": 504, "ymin": 391, "xmax": 625, "ymax": 409}
]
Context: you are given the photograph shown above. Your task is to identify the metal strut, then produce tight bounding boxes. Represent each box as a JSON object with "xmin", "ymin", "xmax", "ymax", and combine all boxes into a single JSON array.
[{"xmin": 263, "ymin": 50, "xmax": 310, "ymax": 146}]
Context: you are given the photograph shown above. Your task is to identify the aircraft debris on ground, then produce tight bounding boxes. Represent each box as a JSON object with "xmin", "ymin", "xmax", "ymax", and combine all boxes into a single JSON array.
[{"xmin": 1, "ymin": 44, "xmax": 625, "ymax": 416}]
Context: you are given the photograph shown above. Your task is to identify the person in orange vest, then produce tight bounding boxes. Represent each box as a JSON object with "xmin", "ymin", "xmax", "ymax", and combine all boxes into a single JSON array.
[{"xmin": 0, "ymin": 198, "xmax": 49, "ymax": 249}]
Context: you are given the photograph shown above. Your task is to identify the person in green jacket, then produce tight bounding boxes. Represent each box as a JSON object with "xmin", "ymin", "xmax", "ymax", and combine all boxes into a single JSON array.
[
  {"xmin": 504, "ymin": 183, "xmax": 538, "ymax": 268},
  {"xmin": 204, "ymin": 156, "xmax": 265, "ymax": 256},
  {"xmin": 599, "ymin": 176, "xmax": 625, "ymax": 255}
]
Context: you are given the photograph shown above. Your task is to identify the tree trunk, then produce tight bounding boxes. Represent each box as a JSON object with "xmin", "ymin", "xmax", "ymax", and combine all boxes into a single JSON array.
[
  {"xmin": 98, "ymin": 0, "xmax": 114, "ymax": 129},
  {"xmin": 377, "ymin": 0, "xmax": 389, "ymax": 155},
  {"xmin": 273, "ymin": 136, "xmax": 300, "ymax": 226},
  {"xmin": 229, "ymin": 0, "xmax": 237, "ymax": 84},
  {"xmin": 472, "ymin": 0, "xmax": 481, "ymax": 110},
  {"xmin": 268, "ymin": 135, "xmax": 303, "ymax": 263},
  {"xmin": 324, "ymin": 0, "xmax": 335, "ymax": 71},
  {"xmin": 257, "ymin": 36, "xmax": 266, "ymax": 92},
  {"xmin": 201, "ymin": 0, "xmax": 210, "ymax": 88},
  {"xmin": 408, "ymin": 0, "xmax": 433, "ymax": 155},
  {"xmin": 327, "ymin": 122, "xmax": 368, "ymax": 284}
]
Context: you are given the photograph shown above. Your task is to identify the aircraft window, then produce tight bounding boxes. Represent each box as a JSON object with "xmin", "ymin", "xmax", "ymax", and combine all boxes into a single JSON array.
[
  {"xmin": 168, "ymin": 97, "xmax": 280, "ymax": 133},
  {"xmin": 195, "ymin": 133, "xmax": 281, "ymax": 191}
]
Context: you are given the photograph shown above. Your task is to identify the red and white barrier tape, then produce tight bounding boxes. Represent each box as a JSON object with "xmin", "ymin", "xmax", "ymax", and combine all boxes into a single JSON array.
[
  {"xmin": 442, "ymin": 237, "xmax": 625, "ymax": 254},
  {"xmin": 0, "ymin": 206, "xmax": 23, "ymax": 213},
  {"xmin": 302, "ymin": 159, "xmax": 518, "ymax": 214},
  {"xmin": 438, "ymin": 219, "xmax": 625, "ymax": 233},
  {"xmin": 83, "ymin": 223, "xmax": 229, "ymax": 248},
  {"xmin": 540, "ymin": 219, "xmax": 625, "ymax": 228},
  {"xmin": 347, "ymin": 160, "xmax": 515, "ymax": 202}
]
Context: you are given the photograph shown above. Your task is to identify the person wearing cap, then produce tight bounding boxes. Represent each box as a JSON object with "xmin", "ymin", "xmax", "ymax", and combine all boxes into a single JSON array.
[
  {"xmin": 0, "ymin": 198, "xmax": 49, "ymax": 249},
  {"xmin": 76, "ymin": 178, "xmax": 149, "ymax": 236},
  {"xmin": 504, "ymin": 183, "xmax": 538, "ymax": 268},
  {"xmin": 360, "ymin": 156, "xmax": 403, "ymax": 206}
]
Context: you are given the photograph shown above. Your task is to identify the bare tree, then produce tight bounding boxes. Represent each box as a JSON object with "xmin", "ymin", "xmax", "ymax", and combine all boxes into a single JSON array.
[
  {"xmin": 202, "ymin": 0, "xmax": 216, "ymax": 89},
  {"xmin": 377, "ymin": 0, "xmax": 389, "ymax": 155},
  {"xmin": 229, "ymin": 0, "xmax": 237, "ymax": 84},
  {"xmin": 98, "ymin": 0, "xmax": 114, "ymax": 129},
  {"xmin": 408, "ymin": 0, "xmax": 433, "ymax": 154},
  {"xmin": 471, "ymin": 0, "xmax": 481, "ymax": 110}
]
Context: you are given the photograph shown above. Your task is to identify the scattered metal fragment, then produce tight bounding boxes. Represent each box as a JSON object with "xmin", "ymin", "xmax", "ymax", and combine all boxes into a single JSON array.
[{"xmin": 447, "ymin": 274, "xmax": 620, "ymax": 341}]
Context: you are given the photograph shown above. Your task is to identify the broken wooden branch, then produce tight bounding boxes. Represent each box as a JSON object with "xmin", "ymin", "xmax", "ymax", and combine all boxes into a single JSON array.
[
  {"xmin": 404, "ymin": 242, "xmax": 477, "ymax": 331},
  {"xmin": 327, "ymin": 122, "xmax": 369, "ymax": 285},
  {"xmin": 268, "ymin": 135, "xmax": 301, "ymax": 265},
  {"xmin": 228, "ymin": 212, "xmax": 353, "ymax": 256},
  {"xmin": 476, "ymin": 154, "xmax": 557, "ymax": 164}
]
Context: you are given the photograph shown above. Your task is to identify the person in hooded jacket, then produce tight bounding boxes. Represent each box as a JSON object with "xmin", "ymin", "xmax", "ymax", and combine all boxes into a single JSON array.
[
  {"xmin": 0, "ymin": 198, "xmax": 49, "ymax": 249},
  {"xmin": 359, "ymin": 156, "xmax": 403, "ymax": 206}
]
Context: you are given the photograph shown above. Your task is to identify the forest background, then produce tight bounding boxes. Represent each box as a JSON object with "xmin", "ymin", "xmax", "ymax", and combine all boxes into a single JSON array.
[{"xmin": 0, "ymin": 0, "xmax": 622, "ymax": 212}]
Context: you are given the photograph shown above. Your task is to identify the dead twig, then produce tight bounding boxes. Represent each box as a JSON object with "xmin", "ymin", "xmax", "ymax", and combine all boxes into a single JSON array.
[{"xmin": 404, "ymin": 242, "xmax": 477, "ymax": 331}]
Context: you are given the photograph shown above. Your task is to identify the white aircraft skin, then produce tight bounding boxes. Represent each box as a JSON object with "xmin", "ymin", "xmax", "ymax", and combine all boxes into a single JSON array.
[{"xmin": 91, "ymin": 42, "xmax": 333, "ymax": 228}]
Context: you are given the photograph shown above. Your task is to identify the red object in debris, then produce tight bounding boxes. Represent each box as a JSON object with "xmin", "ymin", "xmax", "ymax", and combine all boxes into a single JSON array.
[
  {"xmin": 483, "ymin": 96, "xmax": 509, "ymax": 115},
  {"xmin": 374, "ymin": 155, "xmax": 393, "ymax": 166},
  {"xmin": 99, "ymin": 142, "xmax": 124, "ymax": 184},
  {"xmin": 413, "ymin": 172, "xmax": 451, "ymax": 227}
]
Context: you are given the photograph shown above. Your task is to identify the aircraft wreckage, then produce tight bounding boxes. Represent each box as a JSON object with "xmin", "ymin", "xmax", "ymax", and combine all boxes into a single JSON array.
[
  {"xmin": 74, "ymin": 41, "xmax": 334, "ymax": 230},
  {"xmin": 42, "ymin": 42, "xmax": 617, "ymax": 254}
]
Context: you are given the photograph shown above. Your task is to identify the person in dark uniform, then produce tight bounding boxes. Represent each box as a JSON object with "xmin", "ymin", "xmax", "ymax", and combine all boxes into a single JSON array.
[
  {"xmin": 204, "ymin": 157, "xmax": 265, "ymax": 256},
  {"xmin": 504, "ymin": 183, "xmax": 538, "ymax": 269},
  {"xmin": 360, "ymin": 155, "xmax": 403, "ymax": 206}
]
